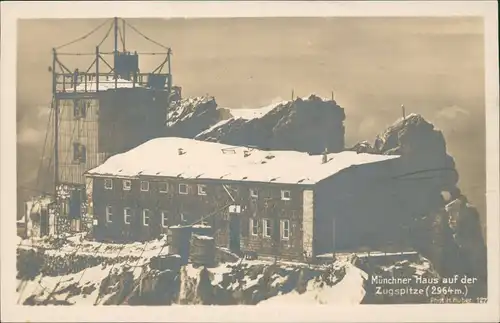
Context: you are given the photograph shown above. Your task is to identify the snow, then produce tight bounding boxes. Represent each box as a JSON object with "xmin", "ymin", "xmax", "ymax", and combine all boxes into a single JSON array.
[
  {"xmin": 16, "ymin": 264, "xmax": 112, "ymax": 305},
  {"xmin": 195, "ymin": 118, "xmax": 234, "ymax": 137},
  {"xmin": 86, "ymin": 137, "xmax": 399, "ymax": 185},
  {"xmin": 243, "ymin": 274, "xmax": 264, "ymax": 289},
  {"xmin": 18, "ymin": 234, "xmax": 169, "ymax": 258},
  {"xmin": 227, "ymin": 101, "xmax": 283, "ymax": 120},
  {"xmin": 389, "ymin": 112, "xmax": 420, "ymax": 128},
  {"xmin": 356, "ymin": 251, "xmax": 418, "ymax": 258},
  {"xmin": 445, "ymin": 198, "xmax": 463, "ymax": 212},
  {"xmin": 208, "ymin": 265, "xmax": 235, "ymax": 286},
  {"xmin": 64, "ymin": 77, "xmax": 144, "ymax": 92},
  {"xmin": 25, "ymin": 196, "xmax": 53, "ymax": 215},
  {"xmin": 166, "ymin": 96, "xmax": 216, "ymax": 127},
  {"xmin": 193, "ymin": 235, "xmax": 214, "ymax": 240},
  {"xmin": 192, "ymin": 224, "xmax": 212, "ymax": 229},
  {"xmin": 258, "ymin": 263, "xmax": 367, "ymax": 305},
  {"xmin": 194, "ymin": 102, "xmax": 284, "ymax": 139}
]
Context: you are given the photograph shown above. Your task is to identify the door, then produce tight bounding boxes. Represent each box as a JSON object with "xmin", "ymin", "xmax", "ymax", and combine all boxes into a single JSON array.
[
  {"xmin": 229, "ymin": 213, "xmax": 241, "ymax": 255},
  {"xmin": 69, "ymin": 189, "xmax": 82, "ymax": 220},
  {"xmin": 40, "ymin": 209, "xmax": 49, "ymax": 237}
]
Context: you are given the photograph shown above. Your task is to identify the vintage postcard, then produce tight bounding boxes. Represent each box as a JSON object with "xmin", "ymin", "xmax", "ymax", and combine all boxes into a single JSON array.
[{"xmin": 1, "ymin": 1, "xmax": 499, "ymax": 322}]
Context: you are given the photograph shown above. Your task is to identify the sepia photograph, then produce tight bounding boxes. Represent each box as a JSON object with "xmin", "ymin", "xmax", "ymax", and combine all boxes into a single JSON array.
[{"xmin": 1, "ymin": 1, "xmax": 499, "ymax": 322}]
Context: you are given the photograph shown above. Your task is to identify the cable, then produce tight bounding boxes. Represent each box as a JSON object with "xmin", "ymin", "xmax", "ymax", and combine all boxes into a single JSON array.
[
  {"xmin": 64, "ymin": 243, "xmax": 107, "ymax": 301},
  {"xmin": 116, "ymin": 240, "xmax": 151, "ymax": 305},
  {"xmin": 97, "ymin": 21, "xmax": 114, "ymax": 49},
  {"xmin": 56, "ymin": 19, "xmax": 112, "ymax": 50},
  {"xmin": 41, "ymin": 242, "xmax": 86, "ymax": 304},
  {"xmin": 56, "ymin": 53, "xmax": 96, "ymax": 56},
  {"xmin": 93, "ymin": 245, "xmax": 126, "ymax": 305},
  {"xmin": 390, "ymin": 167, "xmax": 458, "ymax": 181},
  {"xmin": 122, "ymin": 19, "xmax": 170, "ymax": 51},
  {"xmin": 94, "ymin": 242, "xmax": 161, "ymax": 305},
  {"xmin": 118, "ymin": 25, "xmax": 125, "ymax": 52}
]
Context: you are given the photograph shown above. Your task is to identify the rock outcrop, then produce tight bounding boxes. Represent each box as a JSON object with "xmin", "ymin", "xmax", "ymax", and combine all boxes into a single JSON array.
[
  {"xmin": 165, "ymin": 96, "xmax": 231, "ymax": 139},
  {"xmin": 195, "ymin": 95, "xmax": 346, "ymax": 154},
  {"xmin": 348, "ymin": 113, "xmax": 486, "ymax": 295}
]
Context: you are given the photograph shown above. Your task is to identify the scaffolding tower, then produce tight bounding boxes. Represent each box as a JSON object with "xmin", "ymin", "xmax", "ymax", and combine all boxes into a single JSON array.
[{"xmin": 47, "ymin": 17, "xmax": 174, "ymax": 232}]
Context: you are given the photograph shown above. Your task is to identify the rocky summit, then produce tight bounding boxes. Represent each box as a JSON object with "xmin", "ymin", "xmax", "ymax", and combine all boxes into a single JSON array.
[{"xmin": 195, "ymin": 95, "xmax": 346, "ymax": 154}]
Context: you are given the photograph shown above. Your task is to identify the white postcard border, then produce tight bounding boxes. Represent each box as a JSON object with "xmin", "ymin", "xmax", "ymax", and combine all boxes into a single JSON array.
[{"xmin": 1, "ymin": 1, "xmax": 498, "ymax": 322}]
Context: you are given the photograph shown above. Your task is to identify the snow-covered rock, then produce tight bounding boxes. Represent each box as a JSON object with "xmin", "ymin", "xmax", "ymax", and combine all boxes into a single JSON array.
[
  {"xmin": 195, "ymin": 94, "xmax": 346, "ymax": 154},
  {"xmin": 165, "ymin": 96, "xmax": 231, "ymax": 139},
  {"xmin": 16, "ymin": 236, "xmax": 370, "ymax": 306}
]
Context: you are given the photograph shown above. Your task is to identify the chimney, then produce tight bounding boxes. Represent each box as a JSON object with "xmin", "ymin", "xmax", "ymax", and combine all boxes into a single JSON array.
[{"xmin": 322, "ymin": 148, "xmax": 328, "ymax": 164}]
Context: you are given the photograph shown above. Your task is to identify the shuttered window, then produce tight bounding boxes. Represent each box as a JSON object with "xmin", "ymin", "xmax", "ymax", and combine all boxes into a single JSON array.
[
  {"xmin": 263, "ymin": 219, "xmax": 272, "ymax": 238},
  {"xmin": 143, "ymin": 209, "xmax": 150, "ymax": 226},
  {"xmin": 250, "ymin": 218, "xmax": 259, "ymax": 236},
  {"xmin": 124, "ymin": 207, "xmax": 132, "ymax": 224},
  {"xmin": 281, "ymin": 219, "xmax": 290, "ymax": 240},
  {"xmin": 106, "ymin": 206, "xmax": 113, "ymax": 222}
]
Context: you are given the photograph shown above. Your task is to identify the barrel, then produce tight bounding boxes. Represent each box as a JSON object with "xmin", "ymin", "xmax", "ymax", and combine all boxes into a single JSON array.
[
  {"xmin": 190, "ymin": 234, "xmax": 216, "ymax": 268},
  {"xmin": 149, "ymin": 254, "xmax": 182, "ymax": 271},
  {"xmin": 191, "ymin": 224, "xmax": 213, "ymax": 237},
  {"xmin": 167, "ymin": 226, "xmax": 192, "ymax": 265}
]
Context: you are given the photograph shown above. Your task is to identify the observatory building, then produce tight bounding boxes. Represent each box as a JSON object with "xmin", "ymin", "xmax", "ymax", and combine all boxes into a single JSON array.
[{"xmin": 48, "ymin": 17, "xmax": 176, "ymax": 233}]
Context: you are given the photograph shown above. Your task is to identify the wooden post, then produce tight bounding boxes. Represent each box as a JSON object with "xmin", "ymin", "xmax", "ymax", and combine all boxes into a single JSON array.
[
  {"xmin": 95, "ymin": 47, "xmax": 100, "ymax": 92},
  {"xmin": 332, "ymin": 216, "xmax": 336, "ymax": 262}
]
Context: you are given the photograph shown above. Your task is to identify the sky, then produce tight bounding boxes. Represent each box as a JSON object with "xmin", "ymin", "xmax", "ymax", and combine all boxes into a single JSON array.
[{"xmin": 16, "ymin": 17, "xmax": 486, "ymax": 225}]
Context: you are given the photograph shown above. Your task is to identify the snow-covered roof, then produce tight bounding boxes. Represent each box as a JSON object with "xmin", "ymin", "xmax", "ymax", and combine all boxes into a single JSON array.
[{"xmin": 86, "ymin": 137, "xmax": 399, "ymax": 185}]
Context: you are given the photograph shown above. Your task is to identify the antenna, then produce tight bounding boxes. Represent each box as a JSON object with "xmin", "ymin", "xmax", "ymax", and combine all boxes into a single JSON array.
[
  {"xmin": 114, "ymin": 17, "xmax": 119, "ymax": 55},
  {"xmin": 122, "ymin": 18, "xmax": 126, "ymax": 52},
  {"xmin": 52, "ymin": 48, "xmax": 58, "ymax": 197}
]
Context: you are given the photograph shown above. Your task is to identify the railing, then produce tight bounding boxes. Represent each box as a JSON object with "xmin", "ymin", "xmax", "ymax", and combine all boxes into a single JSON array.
[{"xmin": 54, "ymin": 72, "xmax": 171, "ymax": 93}]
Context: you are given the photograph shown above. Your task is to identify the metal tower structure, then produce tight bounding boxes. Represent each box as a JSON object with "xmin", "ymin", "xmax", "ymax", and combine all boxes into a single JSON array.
[{"xmin": 49, "ymin": 17, "xmax": 174, "ymax": 232}]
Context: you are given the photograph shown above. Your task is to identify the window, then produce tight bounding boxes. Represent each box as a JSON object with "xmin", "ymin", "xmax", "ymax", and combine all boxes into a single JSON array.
[
  {"xmin": 197, "ymin": 184, "xmax": 207, "ymax": 196},
  {"xmin": 281, "ymin": 190, "xmax": 291, "ymax": 201},
  {"xmin": 281, "ymin": 219, "xmax": 290, "ymax": 240},
  {"xmin": 161, "ymin": 211, "xmax": 168, "ymax": 228},
  {"xmin": 250, "ymin": 218, "xmax": 259, "ymax": 236},
  {"xmin": 72, "ymin": 143, "xmax": 86, "ymax": 163},
  {"xmin": 104, "ymin": 179, "xmax": 113, "ymax": 190},
  {"xmin": 179, "ymin": 183, "xmax": 188, "ymax": 195},
  {"xmin": 73, "ymin": 99, "xmax": 87, "ymax": 119},
  {"xmin": 263, "ymin": 219, "xmax": 272, "ymax": 238},
  {"xmin": 159, "ymin": 182, "xmax": 168, "ymax": 193},
  {"xmin": 140, "ymin": 181, "xmax": 149, "ymax": 192},
  {"xmin": 106, "ymin": 206, "xmax": 113, "ymax": 223},
  {"xmin": 123, "ymin": 180, "xmax": 132, "ymax": 191},
  {"xmin": 143, "ymin": 209, "xmax": 150, "ymax": 226},
  {"xmin": 60, "ymin": 200, "xmax": 69, "ymax": 217},
  {"xmin": 124, "ymin": 207, "xmax": 132, "ymax": 224},
  {"xmin": 250, "ymin": 189, "xmax": 258, "ymax": 198}
]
